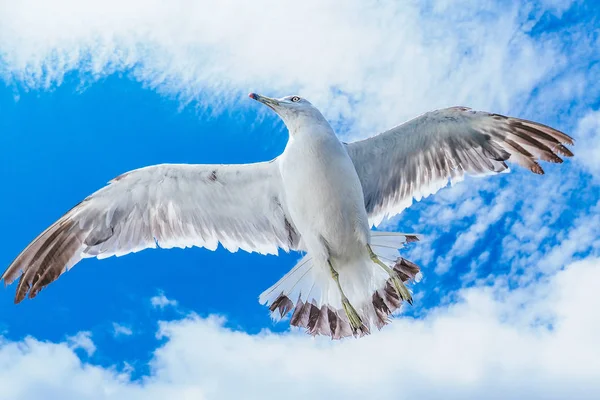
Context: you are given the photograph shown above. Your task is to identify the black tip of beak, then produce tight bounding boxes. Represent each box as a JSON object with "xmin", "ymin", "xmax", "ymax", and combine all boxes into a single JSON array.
[{"xmin": 248, "ymin": 93, "xmax": 257, "ymax": 100}]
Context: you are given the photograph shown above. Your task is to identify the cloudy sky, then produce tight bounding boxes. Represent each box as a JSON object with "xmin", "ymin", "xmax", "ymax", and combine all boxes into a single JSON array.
[{"xmin": 0, "ymin": 0, "xmax": 599, "ymax": 399}]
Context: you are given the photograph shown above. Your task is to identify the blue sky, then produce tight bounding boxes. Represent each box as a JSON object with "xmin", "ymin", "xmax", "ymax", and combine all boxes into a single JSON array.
[
  {"xmin": 0, "ymin": 76, "xmax": 298, "ymax": 366},
  {"xmin": 0, "ymin": 1, "xmax": 599, "ymax": 399}
]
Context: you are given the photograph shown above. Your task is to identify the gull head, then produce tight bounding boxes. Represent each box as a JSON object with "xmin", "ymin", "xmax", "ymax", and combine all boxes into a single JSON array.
[{"xmin": 249, "ymin": 93, "xmax": 327, "ymax": 134}]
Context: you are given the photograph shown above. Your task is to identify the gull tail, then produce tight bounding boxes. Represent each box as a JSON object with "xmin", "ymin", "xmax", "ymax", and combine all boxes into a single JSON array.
[{"xmin": 259, "ymin": 232, "xmax": 422, "ymax": 339}]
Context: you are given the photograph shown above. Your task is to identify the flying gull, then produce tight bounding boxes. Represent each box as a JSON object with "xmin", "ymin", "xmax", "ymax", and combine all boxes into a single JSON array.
[{"xmin": 2, "ymin": 94, "xmax": 574, "ymax": 339}]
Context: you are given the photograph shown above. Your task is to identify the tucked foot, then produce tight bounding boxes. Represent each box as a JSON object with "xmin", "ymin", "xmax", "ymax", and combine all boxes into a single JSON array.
[
  {"xmin": 342, "ymin": 296, "xmax": 368, "ymax": 335},
  {"xmin": 329, "ymin": 259, "xmax": 369, "ymax": 336},
  {"xmin": 389, "ymin": 273, "xmax": 413, "ymax": 305},
  {"xmin": 367, "ymin": 245, "xmax": 413, "ymax": 304}
]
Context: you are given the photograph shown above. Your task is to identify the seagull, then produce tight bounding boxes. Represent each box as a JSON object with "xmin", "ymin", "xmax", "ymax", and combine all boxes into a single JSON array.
[{"xmin": 2, "ymin": 93, "xmax": 574, "ymax": 339}]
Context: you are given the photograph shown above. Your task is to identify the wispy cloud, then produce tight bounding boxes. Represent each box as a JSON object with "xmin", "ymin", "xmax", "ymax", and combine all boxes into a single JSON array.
[
  {"xmin": 66, "ymin": 331, "xmax": 95, "ymax": 357},
  {"xmin": 434, "ymin": 188, "xmax": 513, "ymax": 275},
  {"xmin": 1, "ymin": 0, "xmax": 597, "ymax": 133},
  {"xmin": 150, "ymin": 291, "xmax": 178, "ymax": 310},
  {"xmin": 574, "ymin": 110, "xmax": 600, "ymax": 178},
  {"xmin": 112, "ymin": 323, "xmax": 133, "ymax": 337}
]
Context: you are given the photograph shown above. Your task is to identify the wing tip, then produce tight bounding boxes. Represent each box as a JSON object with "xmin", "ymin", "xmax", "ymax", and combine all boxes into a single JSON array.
[
  {"xmin": 530, "ymin": 162, "xmax": 545, "ymax": 175},
  {"xmin": 405, "ymin": 234, "xmax": 420, "ymax": 243},
  {"xmin": 14, "ymin": 277, "xmax": 28, "ymax": 304},
  {"xmin": 490, "ymin": 114, "xmax": 574, "ymax": 175}
]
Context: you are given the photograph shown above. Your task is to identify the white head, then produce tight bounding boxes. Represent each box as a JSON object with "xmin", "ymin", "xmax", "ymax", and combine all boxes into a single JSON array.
[{"xmin": 249, "ymin": 93, "xmax": 329, "ymax": 135}]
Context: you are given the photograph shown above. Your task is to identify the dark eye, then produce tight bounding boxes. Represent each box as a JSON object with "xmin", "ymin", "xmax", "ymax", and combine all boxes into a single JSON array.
[{"xmin": 291, "ymin": 96, "xmax": 301, "ymax": 102}]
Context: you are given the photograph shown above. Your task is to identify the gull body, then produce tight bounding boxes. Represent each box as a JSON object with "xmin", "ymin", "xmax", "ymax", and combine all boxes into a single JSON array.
[
  {"xmin": 276, "ymin": 101, "xmax": 381, "ymax": 334},
  {"xmin": 279, "ymin": 104, "xmax": 369, "ymax": 264},
  {"xmin": 2, "ymin": 93, "xmax": 574, "ymax": 339}
]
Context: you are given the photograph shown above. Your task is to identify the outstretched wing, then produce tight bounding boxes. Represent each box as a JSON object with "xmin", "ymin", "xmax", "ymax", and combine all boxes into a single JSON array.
[
  {"xmin": 2, "ymin": 161, "xmax": 300, "ymax": 303},
  {"xmin": 346, "ymin": 107, "xmax": 574, "ymax": 226}
]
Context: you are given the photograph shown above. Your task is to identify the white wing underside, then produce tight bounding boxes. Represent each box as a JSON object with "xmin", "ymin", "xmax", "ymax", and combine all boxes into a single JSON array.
[
  {"xmin": 346, "ymin": 107, "xmax": 574, "ymax": 226},
  {"xmin": 2, "ymin": 161, "xmax": 300, "ymax": 302}
]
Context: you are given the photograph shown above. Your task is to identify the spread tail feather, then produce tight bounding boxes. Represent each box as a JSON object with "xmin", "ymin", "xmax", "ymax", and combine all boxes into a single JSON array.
[{"xmin": 259, "ymin": 232, "xmax": 422, "ymax": 339}]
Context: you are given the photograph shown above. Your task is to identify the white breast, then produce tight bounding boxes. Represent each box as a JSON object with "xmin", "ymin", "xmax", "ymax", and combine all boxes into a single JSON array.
[{"xmin": 278, "ymin": 123, "xmax": 369, "ymax": 262}]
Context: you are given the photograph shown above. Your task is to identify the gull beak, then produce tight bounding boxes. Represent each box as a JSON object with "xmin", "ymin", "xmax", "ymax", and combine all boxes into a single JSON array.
[{"xmin": 248, "ymin": 93, "xmax": 280, "ymax": 110}]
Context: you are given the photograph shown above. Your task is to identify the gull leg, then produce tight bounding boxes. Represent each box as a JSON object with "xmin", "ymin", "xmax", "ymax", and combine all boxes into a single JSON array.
[
  {"xmin": 328, "ymin": 260, "xmax": 364, "ymax": 333},
  {"xmin": 367, "ymin": 245, "xmax": 413, "ymax": 305}
]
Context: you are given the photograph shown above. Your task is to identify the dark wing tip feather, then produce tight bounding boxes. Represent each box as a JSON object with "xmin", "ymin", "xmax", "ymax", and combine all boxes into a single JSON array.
[
  {"xmin": 405, "ymin": 235, "xmax": 420, "ymax": 243},
  {"xmin": 491, "ymin": 112, "xmax": 574, "ymax": 145},
  {"xmin": 524, "ymin": 120, "xmax": 574, "ymax": 146},
  {"xmin": 481, "ymin": 111, "xmax": 574, "ymax": 175},
  {"xmin": 555, "ymin": 144, "xmax": 574, "ymax": 157},
  {"xmin": 530, "ymin": 162, "xmax": 545, "ymax": 175},
  {"xmin": 2, "ymin": 254, "xmax": 28, "ymax": 287},
  {"xmin": 3, "ymin": 212, "xmax": 87, "ymax": 304},
  {"xmin": 14, "ymin": 275, "xmax": 29, "ymax": 303}
]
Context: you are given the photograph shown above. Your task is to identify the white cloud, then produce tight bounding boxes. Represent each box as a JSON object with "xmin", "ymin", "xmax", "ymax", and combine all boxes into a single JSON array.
[
  {"xmin": 435, "ymin": 187, "xmax": 513, "ymax": 274},
  {"xmin": 1, "ymin": 257, "xmax": 599, "ymax": 399},
  {"xmin": 66, "ymin": 331, "xmax": 96, "ymax": 356},
  {"xmin": 574, "ymin": 110, "xmax": 600, "ymax": 178},
  {"xmin": 150, "ymin": 292, "xmax": 178, "ymax": 310},
  {"xmin": 112, "ymin": 323, "xmax": 133, "ymax": 337},
  {"xmin": 534, "ymin": 200, "xmax": 600, "ymax": 277},
  {"xmin": 0, "ymin": 0, "xmax": 595, "ymax": 133},
  {"xmin": 399, "ymin": 152, "xmax": 596, "ymax": 290}
]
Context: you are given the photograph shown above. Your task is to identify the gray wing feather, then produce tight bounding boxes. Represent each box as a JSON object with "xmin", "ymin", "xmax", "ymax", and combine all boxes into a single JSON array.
[
  {"xmin": 346, "ymin": 107, "xmax": 574, "ymax": 226},
  {"xmin": 2, "ymin": 161, "xmax": 299, "ymax": 302}
]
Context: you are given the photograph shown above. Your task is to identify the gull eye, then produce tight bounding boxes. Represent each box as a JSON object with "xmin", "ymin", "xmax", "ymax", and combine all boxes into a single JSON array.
[{"xmin": 291, "ymin": 96, "xmax": 301, "ymax": 102}]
